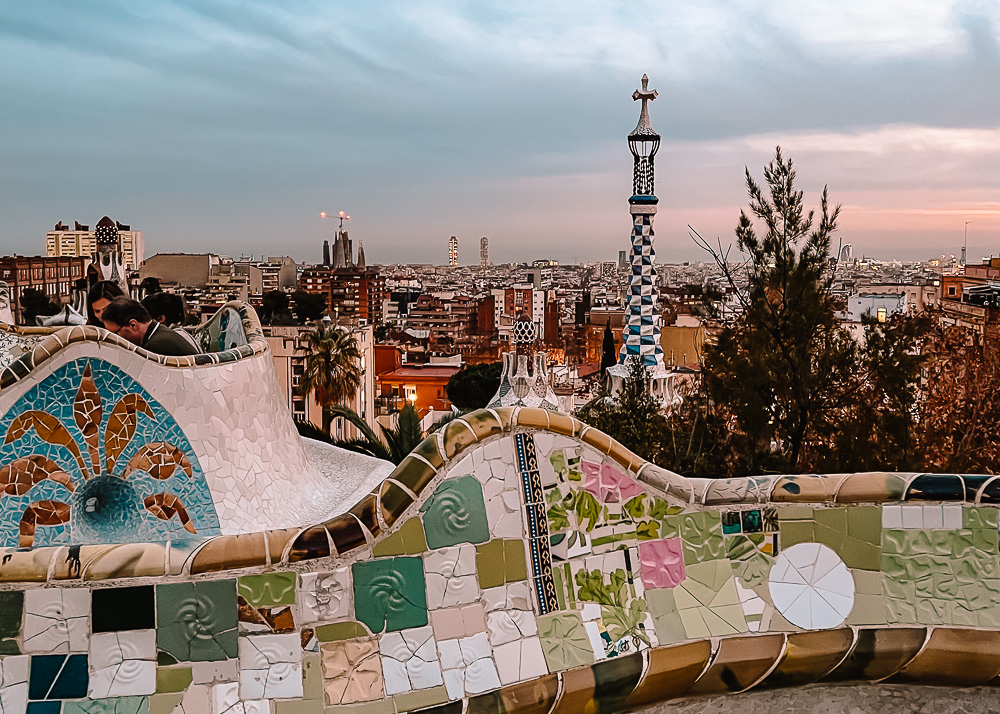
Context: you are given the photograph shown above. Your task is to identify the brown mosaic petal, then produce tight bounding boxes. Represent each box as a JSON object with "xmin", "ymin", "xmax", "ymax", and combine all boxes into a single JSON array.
[
  {"xmin": 104, "ymin": 393, "xmax": 155, "ymax": 472},
  {"xmin": 18, "ymin": 499, "xmax": 71, "ymax": 547},
  {"xmin": 123, "ymin": 442, "xmax": 192, "ymax": 480},
  {"xmin": 73, "ymin": 363, "xmax": 103, "ymax": 476},
  {"xmin": 0, "ymin": 455, "xmax": 74, "ymax": 496},
  {"xmin": 144, "ymin": 492, "xmax": 196, "ymax": 534},
  {"xmin": 5, "ymin": 411, "xmax": 89, "ymax": 480},
  {"xmin": 758, "ymin": 628, "xmax": 855, "ymax": 689}
]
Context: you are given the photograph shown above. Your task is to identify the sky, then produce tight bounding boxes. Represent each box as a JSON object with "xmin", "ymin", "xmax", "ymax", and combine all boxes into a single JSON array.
[{"xmin": 1, "ymin": 0, "xmax": 999, "ymax": 265}]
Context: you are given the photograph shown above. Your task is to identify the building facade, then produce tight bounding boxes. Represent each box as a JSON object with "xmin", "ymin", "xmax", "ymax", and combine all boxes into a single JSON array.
[
  {"xmin": 46, "ymin": 220, "xmax": 145, "ymax": 271},
  {"xmin": 0, "ymin": 256, "xmax": 87, "ymax": 322},
  {"xmin": 299, "ymin": 266, "xmax": 385, "ymax": 325},
  {"xmin": 448, "ymin": 235, "xmax": 458, "ymax": 267}
]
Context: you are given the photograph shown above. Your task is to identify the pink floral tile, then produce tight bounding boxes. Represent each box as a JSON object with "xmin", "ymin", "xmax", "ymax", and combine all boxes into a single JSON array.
[
  {"xmin": 582, "ymin": 461, "xmax": 643, "ymax": 503},
  {"xmin": 639, "ymin": 538, "xmax": 685, "ymax": 589}
]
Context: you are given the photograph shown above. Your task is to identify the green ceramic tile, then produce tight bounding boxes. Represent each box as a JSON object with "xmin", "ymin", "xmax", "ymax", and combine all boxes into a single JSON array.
[
  {"xmin": 149, "ymin": 693, "xmax": 184, "ymax": 714},
  {"xmin": 964, "ymin": 506, "xmax": 998, "ymax": 530},
  {"xmin": 0, "ymin": 590, "xmax": 22, "ymax": 654},
  {"xmin": 553, "ymin": 566, "xmax": 567, "ymax": 610},
  {"xmin": 155, "ymin": 665, "xmax": 192, "ymax": 693},
  {"xmin": 315, "ymin": 621, "xmax": 369, "ymax": 642},
  {"xmin": 776, "ymin": 506, "xmax": 814, "ymax": 521},
  {"xmin": 503, "ymin": 539, "xmax": 527, "ymax": 582},
  {"xmin": 646, "ymin": 588, "xmax": 686, "ymax": 644},
  {"xmin": 476, "ymin": 540, "xmax": 506, "ymax": 589},
  {"xmin": 537, "ymin": 612, "xmax": 595, "ymax": 670},
  {"xmin": 419, "ymin": 475, "xmax": 489, "ymax": 549},
  {"xmin": 65, "ymin": 697, "xmax": 149, "ymax": 713},
  {"xmin": 779, "ymin": 520, "xmax": 814, "ymax": 548},
  {"xmin": 847, "ymin": 506, "xmax": 882, "ymax": 544},
  {"xmin": 814, "ymin": 507, "xmax": 848, "ymax": 533},
  {"xmin": 662, "ymin": 512, "xmax": 724, "ymax": 564},
  {"xmin": 352, "ymin": 557, "xmax": 427, "ymax": 633},
  {"xmin": 156, "ymin": 580, "xmax": 238, "ymax": 662},
  {"xmin": 237, "ymin": 571, "xmax": 297, "ymax": 607},
  {"xmin": 302, "ymin": 653, "xmax": 323, "ymax": 701},
  {"xmin": 373, "ymin": 518, "xmax": 428, "ymax": 558},
  {"xmin": 274, "ymin": 699, "xmax": 323, "ymax": 714},
  {"xmin": 394, "ymin": 685, "xmax": 450, "ymax": 711}
]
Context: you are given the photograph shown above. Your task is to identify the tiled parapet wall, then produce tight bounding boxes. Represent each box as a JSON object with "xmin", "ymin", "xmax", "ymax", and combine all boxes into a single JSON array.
[
  {"xmin": 0, "ymin": 302, "xmax": 354, "ymax": 543},
  {"xmin": 1, "ymin": 409, "xmax": 1000, "ymax": 712}
]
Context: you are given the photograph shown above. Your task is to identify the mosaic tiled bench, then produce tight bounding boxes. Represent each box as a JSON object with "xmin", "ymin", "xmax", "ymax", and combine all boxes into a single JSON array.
[{"xmin": 1, "ymin": 308, "xmax": 1000, "ymax": 712}]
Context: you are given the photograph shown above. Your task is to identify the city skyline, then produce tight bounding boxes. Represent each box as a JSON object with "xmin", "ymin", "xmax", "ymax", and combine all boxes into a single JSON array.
[{"xmin": 1, "ymin": 1, "xmax": 998, "ymax": 265}]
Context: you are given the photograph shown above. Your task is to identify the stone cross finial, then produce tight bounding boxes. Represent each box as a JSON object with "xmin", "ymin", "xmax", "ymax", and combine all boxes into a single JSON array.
[
  {"xmin": 631, "ymin": 74, "xmax": 658, "ymax": 136},
  {"xmin": 632, "ymin": 74, "xmax": 657, "ymax": 107}
]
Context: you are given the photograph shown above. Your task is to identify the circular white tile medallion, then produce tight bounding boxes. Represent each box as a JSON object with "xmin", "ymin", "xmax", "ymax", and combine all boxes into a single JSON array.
[{"xmin": 768, "ymin": 542, "xmax": 855, "ymax": 629}]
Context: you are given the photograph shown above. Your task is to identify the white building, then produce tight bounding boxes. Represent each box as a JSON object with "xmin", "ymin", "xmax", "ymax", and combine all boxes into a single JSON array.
[{"xmin": 46, "ymin": 221, "xmax": 145, "ymax": 272}]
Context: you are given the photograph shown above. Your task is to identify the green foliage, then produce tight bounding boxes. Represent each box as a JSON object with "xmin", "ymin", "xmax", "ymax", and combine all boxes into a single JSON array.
[
  {"xmin": 600, "ymin": 325, "xmax": 616, "ymax": 377},
  {"xmin": 293, "ymin": 418, "xmax": 333, "ymax": 443},
  {"xmin": 445, "ymin": 361, "xmax": 502, "ymax": 410},
  {"xmin": 260, "ymin": 290, "xmax": 293, "ymax": 325},
  {"xmin": 574, "ymin": 568, "xmax": 649, "ymax": 648},
  {"xmin": 291, "ymin": 290, "xmax": 327, "ymax": 323},
  {"xmin": 330, "ymin": 402, "xmax": 424, "ymax": 465},
  {"xmin": 298, "ymin": 326, "xmax": 363, "ymax": 435}
]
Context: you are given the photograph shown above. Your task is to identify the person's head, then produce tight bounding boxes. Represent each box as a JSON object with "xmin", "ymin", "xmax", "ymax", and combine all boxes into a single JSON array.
[
  {"xmin": 141, "ymin": 291, "xmax": 186, "ymax": 326},
  {"xmin": 87, "ymin": 281, "xmax": 125, "ymax": 327},
  {"xmin": 100, "ymin": 297, "xmax": 152, "ymax": 345}
]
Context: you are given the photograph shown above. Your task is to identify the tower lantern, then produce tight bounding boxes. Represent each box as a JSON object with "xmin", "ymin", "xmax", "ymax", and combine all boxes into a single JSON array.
[{"xmin": 628, "ymin": 74, "xmax": 660, "ymax": 198}]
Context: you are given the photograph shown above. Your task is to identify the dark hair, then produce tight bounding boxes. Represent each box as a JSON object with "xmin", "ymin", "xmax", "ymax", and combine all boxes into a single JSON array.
[
  {"xmin": 100, "ymin": 297, "xmax": 151, "ymax": 329},
  {"xmin": 86, "ymin": 281, "xmax": 125, "ymax": 327},
  {"xmin": 141, "ymin": 292, "xmax": 186, "ymax": 326}
]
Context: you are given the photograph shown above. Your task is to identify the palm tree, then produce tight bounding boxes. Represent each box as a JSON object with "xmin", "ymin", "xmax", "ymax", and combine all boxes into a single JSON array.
[
  {"xmin": 329, "ymin": 403, "xmax": 424, "ymax": 465},
  {"xmin": 298, "ymin": 326, "xmax": 363, "ymax": 436}
]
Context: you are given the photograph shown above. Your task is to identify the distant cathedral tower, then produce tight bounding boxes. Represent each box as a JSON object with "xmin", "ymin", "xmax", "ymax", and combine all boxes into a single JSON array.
[
  {"xmin": 606, "ymin": 76, "xmax": 679, "ymax": 408},
  {"xmin": 93, "ymin": 216, "xmax": 129, "ymax": 295},
  {"xmin": 448, "ymin": 236, "xmax": 458, "ymax": 266},
  {"xmin": 480, "ymin": 236, "xmax": 489, "ymax": 267}
]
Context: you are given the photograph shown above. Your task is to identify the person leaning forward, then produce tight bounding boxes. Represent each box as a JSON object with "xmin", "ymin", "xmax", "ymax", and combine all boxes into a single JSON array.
[{"xmin": 99, "ymin": 297, "xmax": 199, "ymax": 357}]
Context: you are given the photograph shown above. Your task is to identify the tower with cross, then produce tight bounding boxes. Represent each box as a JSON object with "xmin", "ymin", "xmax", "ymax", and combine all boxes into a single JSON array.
[{"xmin": 607, "ymin": 75, "xmax": 679, "ymax": 408}]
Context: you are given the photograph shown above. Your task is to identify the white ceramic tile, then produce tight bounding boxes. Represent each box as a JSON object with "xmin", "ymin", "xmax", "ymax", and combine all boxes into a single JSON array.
[
  {"xmin": 379, "ymin": 626, "xmax": 442, "ymax": 695},
  {"xmin": 769, "ymin": 542, "xmax": 854, "ymax": 630},
  {"xmin": 901, "ymin": 504, "xmax": 923, "ymax": 529},
  {"xmin": 171, "ymin": 682, "xmax": 212, "ymax": 713},
  {"xmin": 89, "ymin": 630, "xmax": 156, "ymax": 698},
  {"xmin": 425, "ymin": 545, "xmax": 479, "ymax": 609},
  {"xmin": 298, "ymin": 568, "xmax": 352, "ymax": 624},
  {"xmin": 943, "ymin": 504, "xmax": 963, "ymax": 529},
  {"xmin": 211, "ymin": 681, "xmax": 270, "ymax": 714},
  {"xmin": 192, "ymin": 659, "xmax": 239, "ymax": 684},
  {"xmin": 0, "ymin": 655, "xmax": 28, "ymax": 713},
  {"xmin": 881, "ymin": 504, "xmax": 902, "ymax": 529},
  {"xmin": 486, "ymin": 609, "xmax": 537, "ymax": 646},
  {"xmin": 23, "ymin": 588, "xmax": 90, "ymax": 653},
  {"xmin": 923, "ymin": 505, "xmax": 944, "ymax": 529},
  {"xmin": 239, "ymin": 632, "xmax": 302, "ymax": 699},
  {"xmin": 439, "ymin": 633, "xmax": 500, "ymax": 696}
]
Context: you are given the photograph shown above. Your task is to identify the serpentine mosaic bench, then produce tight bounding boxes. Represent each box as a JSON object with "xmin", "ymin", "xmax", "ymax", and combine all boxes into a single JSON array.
[{"xmin": 0, "ymin": 304, "xmax": 999, "ymax": 713}]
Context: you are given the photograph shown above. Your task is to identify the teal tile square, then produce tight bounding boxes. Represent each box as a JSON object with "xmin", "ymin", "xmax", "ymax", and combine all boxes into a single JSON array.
[
  {"xmin": 156, "ymin": 580, "xmax": 238, "ymax": 661},
  {"xmin": 352, "ymin": 557, "xmax": 427, "ymax": 633},
  {"xmin": 419, "ymin": 475, "xmax": 489, "ymax": 549}
]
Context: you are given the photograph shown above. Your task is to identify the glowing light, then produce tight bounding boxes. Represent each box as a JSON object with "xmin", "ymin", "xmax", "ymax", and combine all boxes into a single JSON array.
[
  {"xmin": 320, "ymin": 212, "xmax": 327, "ymax": 218},
  {"xmin": 339, "ymin": 211, "xmax": 345, "ymax": 218}
]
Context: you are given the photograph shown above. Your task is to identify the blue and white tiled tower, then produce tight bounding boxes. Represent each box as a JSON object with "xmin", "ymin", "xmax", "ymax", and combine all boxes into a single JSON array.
[
  {"xmin": 608, "ymin": 75, "xmax": 679, "ymax": 408},
  {"xmin": 620, "ymin": 74, "xmax": 663, "ymax": 367}
]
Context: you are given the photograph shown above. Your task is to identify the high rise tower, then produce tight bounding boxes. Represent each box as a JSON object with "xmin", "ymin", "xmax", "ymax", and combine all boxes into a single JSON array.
[
  {"xmin": 93, "ymin": 216, "xmax": 129, "ymax": 295},
  {"xmin": 607, "ymin": 76, "xmax": 679, "ymax": 409},
  {"xmin": 448, "ymin": 236, "xmax": 458, "ymax": 266},
  {"xmin": 480, "ymin": 236, "xmax": 489, "ymax": 267}
]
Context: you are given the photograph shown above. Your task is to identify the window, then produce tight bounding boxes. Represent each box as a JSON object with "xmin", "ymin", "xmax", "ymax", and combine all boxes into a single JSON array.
[
  {"xmin": 948, "ymin": 286, "xmax": 956, "ymax": 296},
  {"xmin": 876, "ymin": 307, "xmax": 887, "ymax": 323}
]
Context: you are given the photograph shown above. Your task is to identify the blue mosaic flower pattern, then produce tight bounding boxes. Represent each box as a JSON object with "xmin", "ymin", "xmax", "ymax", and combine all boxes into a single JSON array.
[{"xmin": 0, "ymin": 358, "xmax": 220, "ymax": 547}]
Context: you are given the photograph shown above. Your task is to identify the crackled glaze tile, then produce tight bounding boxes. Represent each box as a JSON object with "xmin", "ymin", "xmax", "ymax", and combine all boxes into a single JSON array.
[
  {"xmin": 23, "ymin": 587, "xmax": 90, "ymax": 653},
  {"xmin": 419, "ymin": 475, "xmax": 490, "ymax": 549},
  {"xmin": 298, "ymin": 568, "xmax": 352, "ymax": 624},
  {"xmin": 424, "ymin": 545, "xmax": 478, "ymax": 610},
  {"xmin": 239, "ymin": 632, "xmax": 302, "ymax": 699},
  {"xmin": 211, "ymin": 681, "xmax": 269, "ymax": 714},
  {"xmin": 770, "ymin": 543, "xmax": 855, "ymax": 630},
  {"xmin": 673, "ymin": 560, "xmax": 747, "ymax": 638},
  {"xmin": 378, "ymin": 625, "xmax": 442, "ymax": 695},
  {"xmin": 0, "ymin": 655, "xmax": 28, "ymax": 712},
  {"xmin": 89, "ymin": 629, "xmax": 156, "ymax": 698},
  {"xmin": 438, "ymin": 632, "xmax": 501, "ymax": 698},
  {"xmin": 486, "ymin": 608, "xmax": 537, "ymax": 647},
  {"xmin": 430, "ymin": 603, "xmax": 487, "ymax": 641},
  {"xmin": 492, "ymin": 636, "xmax": 547, "ymax": 686},
  {"xmin": 536, "ymin": 612, "xmax": 595, "ymax": 671},
  {"xmin": 0, "ymin": 591, "xmax": 23, "ymax": 654},
  {"xmin": 156, "ymin": 581, "xmax": 238, "ymax": 662},
  {"xmin": 352, "ymin": 557, "xmax": 427, "ymax": 633},
  {"xmin": 319, "ymin": 637, "xmax": 383, "ymax": 705}
]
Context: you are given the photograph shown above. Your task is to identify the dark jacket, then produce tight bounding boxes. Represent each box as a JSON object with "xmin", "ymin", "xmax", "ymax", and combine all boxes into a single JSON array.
[{"xmin": 142, "ymin": 321, "xmax": 200, "ymax": 357}]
